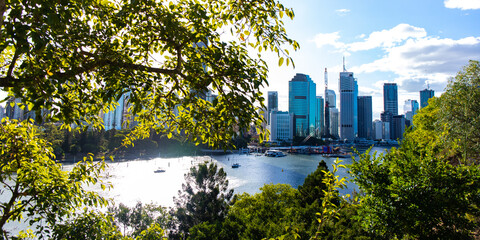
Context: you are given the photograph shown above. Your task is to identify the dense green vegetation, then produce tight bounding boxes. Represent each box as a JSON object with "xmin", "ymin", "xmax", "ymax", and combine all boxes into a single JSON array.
[{"xmin": 1, "ymin": 0, "xmax": 479, "ymax": 237}]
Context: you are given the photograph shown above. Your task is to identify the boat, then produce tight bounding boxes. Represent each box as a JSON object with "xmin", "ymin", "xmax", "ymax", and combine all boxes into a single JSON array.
[
  {"xmin": 231, "ymin": 163, "xmax": 240, "ymax": 168},
  {"xmin": 154, "ymin": 168, "xmax": 166, "ymax": 173},
  {"xmin": 265, "ymin": 150, "xmax": 287, "ymax": 157}
]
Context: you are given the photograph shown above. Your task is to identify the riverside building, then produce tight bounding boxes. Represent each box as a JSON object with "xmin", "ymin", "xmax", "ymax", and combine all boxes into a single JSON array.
[{"xmin": 288, "ymin": 73, "xmax": 316, "ymax": 137}]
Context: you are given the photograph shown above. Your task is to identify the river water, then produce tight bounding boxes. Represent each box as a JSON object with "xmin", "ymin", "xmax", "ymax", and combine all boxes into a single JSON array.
[
  {"xmin": 2, "ymin": 146, "xmax": 390, "ymax": 234},
  {"xmin": 70, "ymin": 146, "xmax": 390, "ymax": 208}
]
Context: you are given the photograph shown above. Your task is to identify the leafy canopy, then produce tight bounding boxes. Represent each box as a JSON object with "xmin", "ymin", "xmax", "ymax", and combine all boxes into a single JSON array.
[
  {"xmin": 1, "ymin": 0, "xmax": 299, "ymax": 149},
  {"xmin": 0, "ymin": 118, "xmax": 110, "ymax": 238}
]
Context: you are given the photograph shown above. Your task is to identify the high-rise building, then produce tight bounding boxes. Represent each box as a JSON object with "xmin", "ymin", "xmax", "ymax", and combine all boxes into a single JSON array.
[
  {"xmin": 372, "ymin": 120, "xmax": 383, "ymax": 140},
  {"xmin": 0, "ymin": 106, "xmax": 4, "ymax": 120},
  {"xmin": 267, "ymin": 91, "xmax": 278, "ymax": 125},
  {"xmin": 383, "ymin": 83, "xmax": 398, "ymax": 115},
  {"xmin": 420, "ymin": 88, "xmax": 435, "ymax": 108},
  {"xmin": 392, "ymin": 115, "xmax": 406, "ymax": 141},
  {"xmin": 330, "ymin": 108, "xmax": 339, "ymax": 138},
  {"xmin": 289, "ymin": 73, "xmax": 316, "ymax": 137},
  {"xmin": 326, "ymin": 90, "xmax": 336, "ymax": 108},
  {"xmin": 104, "ymin": 94, "xmax": 126, "ymax": 131},
  {"xmin": 5, "ymin": 98, "xmax": 24, "ymax": 120},
  {"xmin": 339, "ymin": 59, "xmax": 357, "ymax": 141},
  {"xmin": 315, "ymin": 96, "xmax": 324, "ymax": 137},
  {"xmin": 268, "ymin": 110, "xmax": 294, "ymax": 143},
  {"xmin": 404, "ymin": 99, "xmax": 419, "ymax": 126},
  {"xmin": 358, "ymin": 96, "xmax": 373, "ymax": 139}
]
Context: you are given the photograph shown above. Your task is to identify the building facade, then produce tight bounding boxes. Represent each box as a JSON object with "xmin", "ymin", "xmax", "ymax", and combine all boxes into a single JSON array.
[
  {"xmin": 392, "ymin": 115, "xmax": 406, "ymax": 141},
  {"xmin": 289, "ymin": 73, "xmax": 316, "ymax": 137},
  {"xmin": 404, "ymin": 99, "xmax": 419, "ymax": 126},
  {"xmin": 358, "ymin": 96, "xmax": 373, "ymax": 139},
  {"xmin": 269, "ymin": 110, "xmax": 294, "ymax": 143},
  {"xmin": 315, "ymin": 96, "xmax": 324, "ymax": 137},
  {"xmin": 420, "ymin": 89, "xmax": 435, "ymax": 108},
  {"xmin": 330, "ymin": 107, "xmax": 339, "ymax": 138},
  {"xmin": 267, "ymin": 91, "xmax": 278, "ymax": 125},
  {"xmin": 383, "ymin": 83, "xmax": 398, "ymax": 115},
  {"xmin": 339, "ymin": 71, "xmax": 357, "ymax": 141}
]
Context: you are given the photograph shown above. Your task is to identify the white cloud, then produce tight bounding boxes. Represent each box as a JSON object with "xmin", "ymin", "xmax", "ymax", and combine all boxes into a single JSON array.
[
  {"xmin": 348, "ymin": 24, "xmax": 426, "ymax": 51},
  {"xmin": 444, "ymin": 0, "xmax": 480, "ymax": 10},
  {"xmin": 335, "ymin": 9, "xmax": 351, "ymax": 16},
  {"xmin": 351, "ymin": 36, "xmax": 480, "ymax": 91},
  {"xmin": 311, "ymin": 32, "xmax": 346, "ymax": 49}
]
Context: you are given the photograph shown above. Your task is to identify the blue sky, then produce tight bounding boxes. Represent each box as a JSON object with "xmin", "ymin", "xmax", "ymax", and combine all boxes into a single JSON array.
[{"xmin": 263, "ymin": 0, "xmax": 480, "ymax": 119}]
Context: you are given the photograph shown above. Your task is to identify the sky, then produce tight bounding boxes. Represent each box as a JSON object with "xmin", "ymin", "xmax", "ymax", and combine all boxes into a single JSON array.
[{"xmin": 262, "ymin": 0, "xmax": 480, "ymax": 119}]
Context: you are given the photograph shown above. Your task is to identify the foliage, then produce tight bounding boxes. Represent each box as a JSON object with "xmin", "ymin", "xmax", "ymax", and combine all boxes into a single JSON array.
[
  {"xmin": 350, "ymin": 134, "xmax": 480, "ymax": 239},
  {"xmin": 170, "ymin": 162, "xmax": 233, "ymax": 239},
  {"xmin": 298, "ymin": 160, "xmax": 329, "ymax": 207},
  {"xmin": 109, "ymin": 202, "xmax": 169, "ymax": 238},
  {"xmin": 135, "ymin": 223, "xmax": 167, "ymax": 240},
  {"xmin": 437, "ymin": 60, "xmax": 480, "ymax": 163},
  {"xmin": 1, "ymin": 0, "xmax": 298, "ymax": 149},
  {"xmin": 0, "ymin": 118, "xmax": 110, "ymax": 238},
  {"xmin": 311, "ymin": 159, "xmax": 350, "ymax": 239},
  {"xmin": 51, "ymin": 211, "xmax": 124, "ymax": 240},
  {"xmin": 226, "ymin": 184, "xmax": 301, "ymax": 240}
]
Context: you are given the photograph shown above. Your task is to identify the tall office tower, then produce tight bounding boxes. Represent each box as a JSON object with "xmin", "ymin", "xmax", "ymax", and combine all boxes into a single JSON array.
[
  {"xmin": 315, "ymin": 96, "xmax": 324, "ymax": 137},
  {"xmin": 420, "ymin": 88, "xmax": 435, "ymax": 108},
  {"xmin": 268, "ymin": 110, "xmax": 294, "ymax": 143},
  {"xmin": 324, "ymin": 68, "xmax": 330, "ymax": 138},
  {"xmin": 339, "ymin": 59, "xmax": 358, "ymax": 141},
  {"xmin": 0, "ymin": 106, "xmax": 4, "ymax": 120},
  {"xmin": 326, "ymin": 90, "xmax": 336, "ymax": 108},
  {"xmin": 289, "ymin": 73, "xmax": 316, "ymax": 137},
  {"xmin": 380, "ymin": 111, "xmax": 393, "ymax": 139},
  {"xmin": 404, "ymin": 99, "xmax": 419, "ymax": 126},
  {"xmin": 267, "ymin": 91, "xmax": 278, "ymax": 125},
  {"xmin": 392, "ymin": 115, "xmax": 406, "ymax": 141},
  {"xmin": 383, "ymin": 83, "xmax": 398, "ymax": 115},
  {"xmin": 5, "ymin": 98, "xmax": 24, "ymax": 120},
  {"xmin": 358, "ymin": 96, "xmax": 373, "ymax": 139},
  {"xmin": 104, "ymin": 94, "xmax": 126, "ymax": 131},
  {"xmin": 372, "ymin": 120, "xmax": 383, "ymax": 140},
  {"xmin": 330, "ymin": 108, "xmax": 339, "ymax": 138}
]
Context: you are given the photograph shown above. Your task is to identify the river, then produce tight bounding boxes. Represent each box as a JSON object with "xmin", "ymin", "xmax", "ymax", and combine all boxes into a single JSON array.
[{"xmin": 70, "ymin": 146, "xmax": 390, "ymax": 208}]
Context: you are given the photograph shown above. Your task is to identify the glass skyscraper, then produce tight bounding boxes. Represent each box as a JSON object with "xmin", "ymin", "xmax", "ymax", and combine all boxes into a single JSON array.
[
  {"xmin": 315, "ymin": 96, "xmax": 324, "ymax": 137},
  {"xmin": 420, "ymin": 89, "xmax": 434, "ymax": 108},
  {"xmin": 358, "ymin": 96, "xmax": 372, "ymax": 139},
  {"xmin": 289, "ymin": 73, "xmax": 316, "ymax": 137},
  {"xmin": 267, "ymin": 91, "xmax": 278, "ymax": 125},
  {"xmin": 383, "ymin": 83, "xmax": 398, "ymax": 115},
  {"xmin": 339, "ymin": 71, "xmax": 357, "ymax": 141}
]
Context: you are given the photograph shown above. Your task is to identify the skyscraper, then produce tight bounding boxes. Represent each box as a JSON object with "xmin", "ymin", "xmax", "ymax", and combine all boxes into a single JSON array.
[
  {"xmin": 330, "ymin": 108, "xmax": 339, "ymax": 138},
  {"xmin": 383, "ymin": 83, "xmax": 398, "ymax": 115},
  {"xmin": 339, "ymin": 59, "xmax": 357, "ymax": 141},
  {"xmin": 392, "ymin": 115, "xmax": 406, "ymax": 141},
  {"xmin": 315, "ymin": 96, "xmax": 324, "ymax": 137},
  {"xmin": 269, "ymin": 110, "xmax": 294, "ymax": 143},
  {"xmin": 289, "ymin": 73, "xmax": 316, "ymax": 137},
  {"xmin": 358, "ymin": 96, "xmax": 373, "ymax": 139},
  {"xmin": 104, "ymin": 94, "xmax": 126, "ymax": 131},
  {"xmin": 404, "ymin": 99, "xmax": 419, "ymax": 126},
  {"xmin": 420, "ymin": 88, "xmax": 435, "ymax": 108},
  {"xmin": 267, "ymin": 91, "xmax": 278, "ymax": 125}
]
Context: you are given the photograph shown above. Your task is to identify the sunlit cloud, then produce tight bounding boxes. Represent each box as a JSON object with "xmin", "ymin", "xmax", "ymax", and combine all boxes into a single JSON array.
[
  {"xmin": 335, "ymin": 9, "xmax": 351, "ymax": 16},
  {"xmin": 444, "ymin": 0, "xmax": 480, "ymax": 10}
]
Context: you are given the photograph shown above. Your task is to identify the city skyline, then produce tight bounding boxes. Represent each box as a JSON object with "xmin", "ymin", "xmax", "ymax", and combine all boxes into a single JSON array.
[{"xmin": 261, "ymin": 0, "xmax": 480, "ymax": 119}]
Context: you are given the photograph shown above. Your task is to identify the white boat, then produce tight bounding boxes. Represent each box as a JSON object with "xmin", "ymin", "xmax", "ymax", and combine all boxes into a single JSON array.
[
  {"xmin": 265, "ymin": 150, "xmax": 287, "ymax": 157},
  {"xmin": 231, "ymin": 163, "xmax": 240, "ymax": 168},
  {"xmin": 154, "ymin": 168, "xmax": 166, "ymax": 173}
]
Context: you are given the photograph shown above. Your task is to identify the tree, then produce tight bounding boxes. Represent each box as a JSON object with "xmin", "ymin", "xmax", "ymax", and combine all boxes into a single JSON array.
[
  {"xmin": 1, "ymin": 0, "xmax": 298, "ymax": 149},
  {"xmin": 170, "ymin": 162, "xmax": 233, "ymax": 239},
  {"xmin": 109, "ymin": 202, "xmax": 169, "ymax": 238},
  {"xmin": 0, "ymin": 118, "xmax": 110, "ymax": 238},
  {"xmin": 350, "ymin": 95, "xmax": 480, "ymax": 239},
  {"xmin": 225, "ymin": 184, "xmax": 301, "ymax": 240},
  {"xmin": 437, "ymin": 60, "xmax": 480, "ymax": 163}
]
